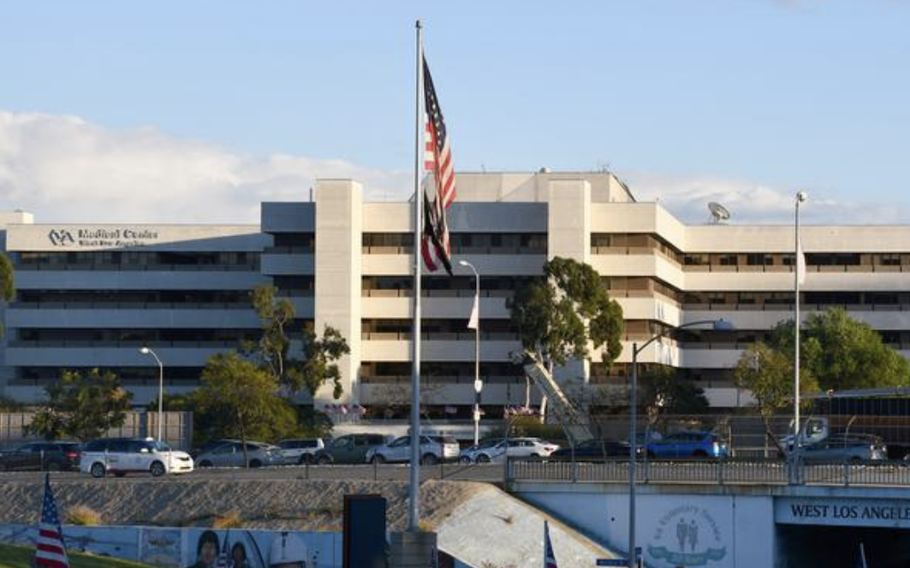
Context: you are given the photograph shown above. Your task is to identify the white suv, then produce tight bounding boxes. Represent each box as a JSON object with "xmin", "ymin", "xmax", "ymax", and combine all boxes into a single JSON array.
[
  {"xmin": 365, "ymin": 435, "xmax": 460, "ymax": 465},
  {"xmin": 80, "ymin": 437, "xmax": 194, "ymax": 478},
  {"xmin": 277, "ymin": 438, "xmax": 325, "ymax": 465}
]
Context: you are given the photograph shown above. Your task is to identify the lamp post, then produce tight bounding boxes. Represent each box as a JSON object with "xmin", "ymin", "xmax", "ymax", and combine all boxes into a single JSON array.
[
  {"xmin": 794, "ymin": 191, "xmax": 807, "ymax": 442},
  {"xmin": 628, "ymin": 318, "xmax": 733, "ymax": 568},
  {"xmin": 140, "ymin": 346, "xmax": 164, "ymax": 442},
  {"xmin": 793, "ymin": 191, "xmax": 808, "ymax": 483},
  {"xmin": 458, "ymin": 260, "xmax": 482, "ymax": 446}
]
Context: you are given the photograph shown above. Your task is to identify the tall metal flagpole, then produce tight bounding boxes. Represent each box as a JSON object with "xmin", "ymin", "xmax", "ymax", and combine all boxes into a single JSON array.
[{"xmin": 408, "ymin": 18, "xmax": 423, "ymax": 533}]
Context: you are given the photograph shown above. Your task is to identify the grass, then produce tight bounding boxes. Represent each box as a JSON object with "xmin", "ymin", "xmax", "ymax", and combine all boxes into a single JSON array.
[{"xmin": 0, "ymin": 542, "xmax": 154, "ymax": 568}]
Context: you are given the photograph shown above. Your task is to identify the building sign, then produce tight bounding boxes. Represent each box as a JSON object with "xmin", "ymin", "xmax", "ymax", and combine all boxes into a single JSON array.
[
  {"xmin": 648, "ymin": 504, "xmax": 727, "ymax": 567},
  {"xmin": 776, "ymin": 497, "xmax": 910, "ymax": 528},
  {"xmin": 47, "ymin": 227, "xmax": 161, "ymax": 248},
  {"xmin": 6, "ymin": 224, "xmax": 262, "ymax": 252}
]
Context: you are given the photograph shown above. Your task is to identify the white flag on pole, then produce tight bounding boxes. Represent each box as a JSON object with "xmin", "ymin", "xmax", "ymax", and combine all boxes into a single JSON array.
[
  {"xmin": 467, "ymin": 294, "xmax": 479, "ymax": 330},
  {"xmin": 797, "ymin": 238, "xmax": 807, "ymax": 286}
]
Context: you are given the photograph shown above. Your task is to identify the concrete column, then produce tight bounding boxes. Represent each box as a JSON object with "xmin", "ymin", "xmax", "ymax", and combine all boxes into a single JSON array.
[
  {"xmin": 314, "ymin": 179, "xmax": 363, "ymax": 409},
  {"xmin": 547, "ymin": 179, "xmax": 592, "ymax": 383},
  {"xmin": 388, "ymin": 531, "xmax": 437, "ymax": 568}
]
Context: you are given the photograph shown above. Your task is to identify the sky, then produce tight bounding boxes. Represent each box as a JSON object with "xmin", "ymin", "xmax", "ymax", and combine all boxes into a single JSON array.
[{"xmin": 0, "ymin": 0, "xmax": 907, "ymax": 225}]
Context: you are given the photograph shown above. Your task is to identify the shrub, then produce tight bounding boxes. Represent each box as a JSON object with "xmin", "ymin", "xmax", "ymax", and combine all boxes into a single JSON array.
[
  {"xmin": 66, "ymin": 505, "xmax": 101, "ymax": 526},
  {"xmin": 213, "ymin": 510, "xmax": 243, "ymax": 529}
]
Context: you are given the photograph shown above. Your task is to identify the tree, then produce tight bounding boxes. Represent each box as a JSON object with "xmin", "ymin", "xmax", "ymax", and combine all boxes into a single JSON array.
[
  {"xmin": 804, "ymin": 308, "xmax": 910, "ymax": 391},
  {"xmin": 290, "ymin": 324, "xmax": 351, "ymax": 398},
  {"xmin": 247, "ymin": 284, "xmax": 350, "ymax": 399},
  {"xmin": 0, "ymin": 252, "xmax": 13, "ymax": 338},
  {"xmin": 509, "ymin": 257, "xmax": 624, "ymax": 369},
  {"xmin": 734, "ymin": 342, "xmax": 819, "ymax": 451},
  {"xmin": 639, "ymin": 364, "xmax": 710, "ymax": 416},
  {"xmin": 767, "ymin": 307, "xmax": 910, "ymax": 392},
  {"xmin": 195, "ymin": 352, "xmax": 297, "ymax": 464},
  {"xmin": 29, "ymin": 368, "xmax": 132, "ymax": 441},
  {"xmin": 248, "ymin": 285, "xmax": 295, "ymax": 383}
]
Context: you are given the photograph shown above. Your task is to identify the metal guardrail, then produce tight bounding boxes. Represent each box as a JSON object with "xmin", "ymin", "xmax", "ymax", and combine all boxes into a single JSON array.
[{"xmin": 505, "ymin": 456, "xmax": 910, "ymax": 488}]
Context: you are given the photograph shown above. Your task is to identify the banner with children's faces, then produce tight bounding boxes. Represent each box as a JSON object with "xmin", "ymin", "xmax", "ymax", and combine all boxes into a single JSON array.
[{"xmin": 0, "ymin": 523, "xmax": 340, "ymax": 568}]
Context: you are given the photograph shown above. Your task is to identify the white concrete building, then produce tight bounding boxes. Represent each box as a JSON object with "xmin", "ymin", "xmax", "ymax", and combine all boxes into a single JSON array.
[{"xmin": 2, "ymin": 171, "xmax": 909, "ymax": 418}]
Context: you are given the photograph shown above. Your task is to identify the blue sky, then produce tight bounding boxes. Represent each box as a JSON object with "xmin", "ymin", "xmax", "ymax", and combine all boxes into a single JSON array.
[{"xmin": 0, "ymin": 0, "xmax": 907, "ymax": 224}]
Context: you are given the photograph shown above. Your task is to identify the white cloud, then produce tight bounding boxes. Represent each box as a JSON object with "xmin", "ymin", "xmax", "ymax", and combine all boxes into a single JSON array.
[
  {"xmin": 0, "ymin": 111, "xmax": 905, "ymax": 228},
  {"xmin": 0, "ymin": 111, "xmax": 411, "ymax": 224},
  {"xmin": 619, "ymin": 170, "xmax": 910, "ymax": 226}
]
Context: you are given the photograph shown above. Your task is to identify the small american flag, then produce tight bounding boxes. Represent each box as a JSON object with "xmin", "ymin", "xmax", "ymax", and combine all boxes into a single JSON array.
[
  {"xmin": 35, "ymin": 474, "xmax": 70, "ymax": 568},
  {"xmin": 544, "ymin": 520, "xmax": 558, "ymax": 568},
  {"xmin": 422, "ymin": 54, "xmax": 456, "ymax": 276},
  {"xmin": 216, "ymin": 531, "xmax": 231, "ymax": 568}
]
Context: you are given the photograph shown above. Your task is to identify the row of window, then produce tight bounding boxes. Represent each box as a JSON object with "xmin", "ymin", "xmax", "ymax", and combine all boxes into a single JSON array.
[
  {"xmin": 15, "ymin": 290, "xmax": 256, "ymax": 307},
  {"xmin": 593, "ymin": 233, "xmax": 910, "ymax": 269},
  {"xmin": 16, "ymin": 251, "xmax": 260, "ymax": 270},
  {"xmin": 362, "ymin": 233, "xmax": 548, "ymax": 255}
]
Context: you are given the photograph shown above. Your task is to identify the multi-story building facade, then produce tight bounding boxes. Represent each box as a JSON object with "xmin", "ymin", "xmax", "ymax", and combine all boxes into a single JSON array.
[{"xmin": 2, "ymin": 171, "xmax": 909, "ymax": 418}]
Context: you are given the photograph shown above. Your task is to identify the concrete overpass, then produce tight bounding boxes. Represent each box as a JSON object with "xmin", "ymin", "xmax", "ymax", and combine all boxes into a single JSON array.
[{"xmin": 509, "ymin": 462, "xmax": 910, "ymax": 568}]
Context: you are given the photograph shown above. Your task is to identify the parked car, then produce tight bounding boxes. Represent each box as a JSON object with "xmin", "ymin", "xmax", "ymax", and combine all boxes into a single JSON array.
[
  {"xmin": 190, "ymin": 438, "xmax": 235, "ymax": 459},
  {"xmin": 277, "ymin": 438, "xmax": 325, "ymax": 465},
  {"xmin": 80, "ymin": 437, "xmax": 194, "ymax": 478},
  {"xmin": 463, "ymin": 437, "xmax": 560, "ymax": 463},
  {"xmin": 194, "ymin": 440, "xmax": 282, "ymax": 468},
  {"xmin": 459, "ymin": 438, "xmax": 504, "ymax": 464},
  {"xmin": 313, "ymin": 433, "xmax": 390, "ymax": 465},
  {"xmin": 795, "ymin": 434, "xmax": 887, "ymax": 463},
  {"xmin": 645, "ymin": 431, "xmax": 729, "ymax": 459},
  {"xmin": 0, "ymin": 441, "xmax": 81, "ymax": 472},
  {"xmin": 365, "ymin": 435, "xmax": 460, "ymax": 465},
  {"xmin": 549, "ymin": 439, "xmax": 636, "ymax": 461}
]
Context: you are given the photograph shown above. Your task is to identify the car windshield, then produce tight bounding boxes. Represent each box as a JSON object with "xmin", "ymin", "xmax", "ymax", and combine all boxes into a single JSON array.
[{"xmin": 150, "ymin": 441, "xmax": 172, "ymax": 452}]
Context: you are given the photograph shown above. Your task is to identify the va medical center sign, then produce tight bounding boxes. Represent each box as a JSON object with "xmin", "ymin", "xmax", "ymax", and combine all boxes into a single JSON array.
[
  {"xmin": 776, "ymin": 497, "xmax": 910, "ymax": 528},
  {"xmin": 7, "ymin": 224, "xmax": 262, "ymax": 252}
]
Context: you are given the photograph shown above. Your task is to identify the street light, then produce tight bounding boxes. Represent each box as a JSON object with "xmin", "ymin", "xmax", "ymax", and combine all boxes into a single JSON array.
[
  {"xmin": 458, "ymin": 259, "xmax": 483, "ymax": 446},
  {"xmin": 794, "ymin": 191, "xmax": 808, "ymax": 443},
  {"xmin": 627, "ymin": 318, "xmax": 734, "ymax": 568},
  {"xmin": 140, "ymin": 346, "xmax": 164, "ymax": 442},
  {"xmin": 792, "ymin": 191, "xmax": 808, "ymax": 483}
]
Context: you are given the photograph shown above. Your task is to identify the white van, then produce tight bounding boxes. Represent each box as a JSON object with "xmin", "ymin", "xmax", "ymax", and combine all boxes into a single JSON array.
[{"xmin": 80, "ymin": 437, "xmax": 194, "ymax": 478}]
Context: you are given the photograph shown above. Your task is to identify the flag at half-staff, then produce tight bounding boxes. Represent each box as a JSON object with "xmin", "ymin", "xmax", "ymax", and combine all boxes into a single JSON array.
[{"xmin": 422, "ymin": 54, "xmax": 457, "ymax": 275}]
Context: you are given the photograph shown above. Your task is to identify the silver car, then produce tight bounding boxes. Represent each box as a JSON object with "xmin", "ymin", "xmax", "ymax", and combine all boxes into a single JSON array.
[
  {"xmin": 194, "ymin": 440, "xmax": 282, "ymax": 468},
  {"xmin": 796, "ymin": 434, "xmax": 887, "ymax": 463},
  {"xmin": 365, "ymin": 435, "xmax": 460, "ymax": 465}
]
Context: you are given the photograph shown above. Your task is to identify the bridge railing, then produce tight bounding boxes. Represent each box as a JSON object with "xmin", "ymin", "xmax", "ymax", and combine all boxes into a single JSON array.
[{"xmin": 505, "ymin": 456, "xmax": 910, "ymax": 487}]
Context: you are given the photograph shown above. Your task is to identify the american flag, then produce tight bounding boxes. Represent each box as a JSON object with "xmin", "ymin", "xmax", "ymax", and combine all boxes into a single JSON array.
[
  {"xmin": 35, "ymin": 474, "xmax": 70, "ymax": 568},
  {"xmin": 216, "ymin": 531, "xmax": 231, "ymax": 568},
  {"xmin": 422, "ymin": 54, "xmax": 456, "ymax": 276},
  {"xmin": 544, "ymin": 520, "xmax": 558, "ymax": 568}
]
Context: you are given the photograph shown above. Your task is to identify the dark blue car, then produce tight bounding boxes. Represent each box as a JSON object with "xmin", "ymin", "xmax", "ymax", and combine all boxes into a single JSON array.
[{"xmin": 645, "ymin": 431, "xmax": 728, "ymax": 459}]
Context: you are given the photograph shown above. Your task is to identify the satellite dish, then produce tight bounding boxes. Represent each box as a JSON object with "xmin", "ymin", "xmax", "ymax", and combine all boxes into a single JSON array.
[{"xmin": 708, "ymin": 202, "xmax": 732, "ymax": 224}]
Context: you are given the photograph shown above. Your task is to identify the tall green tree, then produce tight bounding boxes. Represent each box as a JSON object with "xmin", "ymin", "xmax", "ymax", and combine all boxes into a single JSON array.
[
  {"xmin": 248, "ymin": 285, "xmax": 295, "ymax": 382},
  {"xmin": 29, "ymin": 368, "xmax": 132, "ymax": 441},
  {"xmin": 195, "ymin": 352, "xmax": 297, "ymax": 463},
  {"xmin": 639, "ymin": 364, "xmax": 710, "ymax": 416},
  {"xmin": 734, "ymin": 342, "xmax": 819, "ymax": 450},
  {"xmin": 0, "ymin": 253, "xmax": 14, "ymax": 339},
  {"xmin": 768, "ymin": 307, "xmax": 910, "ymax": 392},
  {"xmin": 509, "ymin": 257, "xmax": 624, "ymax": 369},
  {"xmin": 288, "ymin": 323, "xmax": 351, "ymax": 398},
  {"xmin": 247, "ymin": 284, "xmax": 350, "ymax": 399}
]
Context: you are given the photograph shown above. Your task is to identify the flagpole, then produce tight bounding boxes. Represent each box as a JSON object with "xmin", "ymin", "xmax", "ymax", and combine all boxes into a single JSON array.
[{"xmin": 408, "ymin": 18, "xmax": 424, "ymax": 534}]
